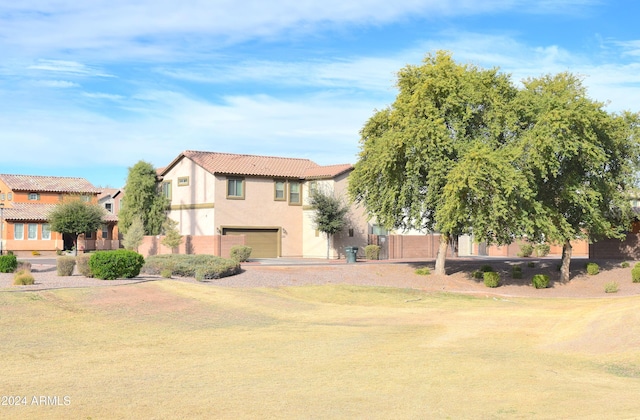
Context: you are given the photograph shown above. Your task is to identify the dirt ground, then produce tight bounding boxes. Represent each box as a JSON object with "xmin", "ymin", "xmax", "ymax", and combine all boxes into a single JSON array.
[{"xmin": 3, "ymin": 257, "xmax": 639, "ymax": 298}]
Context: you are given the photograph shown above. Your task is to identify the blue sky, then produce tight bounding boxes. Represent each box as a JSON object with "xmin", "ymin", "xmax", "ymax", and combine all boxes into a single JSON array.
[{"xmin": 1, "ymin": 0, "xmax": 639, "ymax": 188}]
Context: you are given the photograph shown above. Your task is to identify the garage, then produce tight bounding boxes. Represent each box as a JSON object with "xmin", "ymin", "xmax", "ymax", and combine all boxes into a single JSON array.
[{"xmin": 222, "ymin": 228, "xmax": 280, "ymax": 258}]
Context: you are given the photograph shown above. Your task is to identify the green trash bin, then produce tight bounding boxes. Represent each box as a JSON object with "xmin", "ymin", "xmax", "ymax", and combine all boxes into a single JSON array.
[{"xmin": 345, "ymin": 246, "xmax": 358, "ymax": 263}]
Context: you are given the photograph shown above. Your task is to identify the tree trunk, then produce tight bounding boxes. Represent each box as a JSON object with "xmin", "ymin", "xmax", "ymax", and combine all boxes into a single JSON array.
[
  {"xmin": 326, "ymin": 233, "xmax": 330, "ymax": 259},
  {"xmin": 560, "ymin": 239, "xmax": 572, "ymax": 283},
  {"xmin": 434, "ymin": 233, "xmax": 449, "ymax": 275}
]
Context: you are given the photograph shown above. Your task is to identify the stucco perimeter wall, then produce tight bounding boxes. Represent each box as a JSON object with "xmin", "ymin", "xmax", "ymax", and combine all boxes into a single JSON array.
[
  {"xmin": 138, "ymin": 234, "xmax": 244, "ymax": 259},
  {"xmin": 589, "ymin": 234, "xmax": 640, "ymax": 259},
  {"xmin": 387, "ymin": 234, "xmax": 442, "ymax": 259}
]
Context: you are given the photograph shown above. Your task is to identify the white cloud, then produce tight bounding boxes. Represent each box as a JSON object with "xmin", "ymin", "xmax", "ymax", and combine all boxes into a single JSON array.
[{"xmin": 33, "ymin": 80, "xmax": 79, "ymax": 88}]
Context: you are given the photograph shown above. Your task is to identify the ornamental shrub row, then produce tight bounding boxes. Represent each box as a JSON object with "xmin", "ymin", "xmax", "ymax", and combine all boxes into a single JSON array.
[
  {"xmin": 230, "ymin": 245, "xmax": 252, "ymax": 262},
  {"xmin": 142, "ymin": 254, "xmax": 240, "ymax": 280}
]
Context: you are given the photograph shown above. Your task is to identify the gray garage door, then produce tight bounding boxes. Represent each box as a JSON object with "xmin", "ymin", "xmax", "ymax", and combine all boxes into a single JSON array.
[{"xmin": 223, "ymin": 228, "xmax": 279, "ymax": 258}]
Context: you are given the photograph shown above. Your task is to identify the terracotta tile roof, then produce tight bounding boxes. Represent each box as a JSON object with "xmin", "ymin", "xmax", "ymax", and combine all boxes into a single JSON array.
[
  {"xmin": 304, "ymin": 163, "xmax": 353, "ymax": 180},
  {"xmin": 1, "ymin": 203, "xmax": 117, "ymax": 223},
  {"xmin": 0, "ymin": 203, "xmax": 57, "ymax": 221},
  {"xmin": 0, "ymin": 174, "xmax": 101, "ymax": 194},
  {"xmin": 98, "ymin": 188, "xmax": 122, "ymax": 200},
  {"xmin": 165, "ymin": 150, "xmax": 352, "ymax": 180}
]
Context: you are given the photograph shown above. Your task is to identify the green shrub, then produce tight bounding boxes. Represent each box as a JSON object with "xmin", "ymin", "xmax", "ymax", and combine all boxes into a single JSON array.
[
  {"xmin": 586, "ymin": 262, "xmax": 599, "ymax": 275},
  {"xmin": 414, "ymin": 267, "xmax": 430, "ymax": 276},
  {"xmin": 0, "ymin": 254, "xmax": 18, "ymax": 273},
  {"xmin": 364, "ymin": 245, "xmax": 381, "ymax": 260},
  {"xmin": 534, "ymin": 244, "xmax": 550, "ymax": 257},
  {"xmin": 632, "ymin": 266, "xmax": 640, "ymax": 283},
  {"xmin": 57, "ymin": 256, "xmax": 76, "ymax": 276},
  {"xmin": 604, "ymin": 281, "xmax": 619, "ymax": 293},
  {"xmin": 55, "ymin": 248, "xmax": 62, "ymax": 256},
  {"xmin": 160, "ymin": 268, "xmax": 173, "ymax": 279},
  {"xmin": 230, "ymin": 245, "xmax": 252, "ymax": 262},
  {"xmin": 517, "ymin": 243, "xmax": 534, "ymax": 257},
  {"xmin": 143, "ymin": 254, "xmax": 241, "ymax": 280},
  {"xmin": 76, "ymin": 253, "xmax": 93, "ymax": 277},
  {"xmin": 472, "ymin": 270, "xmax": 483, "ymax": 279},
  {"xmin": 13, "ymin": 269, "xmax": 35, "ymax": 285},
  {"xmin": 483, "ymin": 271, "xmax": 500, "ymax": 288},
  {"xmin": 532, "ymin": 274, "xmax": 550, "ymax": 289},
  {"xmin": 512, "ymin": 265, "xmax": 523, "ymax": 279},
  {"xmin": 88, "ymin": 250, "xmax": 145, "ymax": 280},
  {"xmin": 527, "ymin": 262, "xmax": 535, "ymax": 268},
  {"xmin": 194, "ymin": 259, "xmax": 241, "ymax": 281},
  {"xmin": 621, "ymin": 261, "xmax": 630, "ymax": 268}
]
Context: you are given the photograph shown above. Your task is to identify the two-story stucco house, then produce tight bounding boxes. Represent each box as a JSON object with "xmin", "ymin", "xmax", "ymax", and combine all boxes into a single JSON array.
[
  {"xmin": 156, "ymin": 150, "xmax": 370, "ymax": 259},
  {"xmin": 0, "ymin": 174, "xmax": 119, "ymax": 256}
]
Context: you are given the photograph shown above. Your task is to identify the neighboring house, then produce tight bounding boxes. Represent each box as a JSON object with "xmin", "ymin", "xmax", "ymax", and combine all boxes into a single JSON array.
[
  {"xmin": 152, "ymin": 150, "xmax": 370, "ymax": 259},
  {"xmin": 0, "ymin": 174, "xmax": 119, "ymax": 256},
  {"xmin": 97, "ymin": 187, "xmax": 123, "ymax": 248}
]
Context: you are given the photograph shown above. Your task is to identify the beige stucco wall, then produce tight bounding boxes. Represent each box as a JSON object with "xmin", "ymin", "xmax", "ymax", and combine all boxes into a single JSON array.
[
  {"xmin": 164, "ymin": 157, "xmax": 217, "ymax": 236},
  {"xmin": 215, "ymin": 175, "xmax": 304, "ymax": 257},
  {"xmin": 301, "ymin": 174, "xmax": 370, "ymax": 259}
]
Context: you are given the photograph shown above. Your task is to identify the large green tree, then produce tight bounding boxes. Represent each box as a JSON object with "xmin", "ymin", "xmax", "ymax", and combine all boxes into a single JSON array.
[
  {"xmin": 119, "ymin": 161, "xmax": 169, "ymax": 235},
  {"xmin": 349, "ymin": 51, "xmax": 521, "ymax": 275},
  {"xmin": 515, "ymin": 73, "xmax": 640, "ymax": 282},
  {"xmin": 48, "ymin": 198, "xmax": 106, "ymax": 256},
  {"xmin": 309, "ymin": 188, "xmax": 349, "ymax": 259}
]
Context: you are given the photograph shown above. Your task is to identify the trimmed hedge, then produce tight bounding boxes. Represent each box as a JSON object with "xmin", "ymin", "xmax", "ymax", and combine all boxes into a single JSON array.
[
  {"xmin": 483, "ymin": 271, "xmax": 500, "ymax": 288},
  {"xmin": 532, "ymin": 274, "xmax": 550, "ymax": 289},
  {"xmin": 364, "ymin": 245, "xmax": 381, "ymax": 260},
  {"xmin": 88, "ymin": 250, "xmax": 145, "ymax": 280},
  {"xmin": 517, "ymin": 243, "xmax": 533, "ymax": 257},
  {"xmin": 76, "ymin": 253, "xmax": 93, "ymax": 277},
  {"xmin": 0, "ymin": 254, "xmax": 18, "ymax": 273},
  {"xmin": 632, "ymin": 264, "xmax": 640, "ymax": 283},
  {"xmin": 143, "ymin": 254, "xmax": 241, "ymax": 280},
  {"xmin": 57, "ymin": 256, "xmax": 76, "ymax": 276},
  {"xmin": 586, "ymin": 262, "xmax": 599, "ymax": 275},
  {"xmin": 230, "ymin": 245, "xmax": 252, "ymax": 262}
]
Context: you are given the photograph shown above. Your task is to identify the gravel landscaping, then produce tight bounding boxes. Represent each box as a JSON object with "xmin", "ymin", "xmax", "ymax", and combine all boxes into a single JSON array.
[{"xmin": 2, "ymin": 257, "xmax": 640, "ymax": 298}]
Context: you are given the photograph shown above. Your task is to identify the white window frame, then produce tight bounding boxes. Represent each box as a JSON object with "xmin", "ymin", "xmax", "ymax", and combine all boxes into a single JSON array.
[
  {"xmin": 42, "ymin": 224, "xmax": 51, "ymax": 240},
  {"xmin": 28, "ymin": 223, "xmax": 37, "ymax": 240},
  {"xmin": 14, "ymin": 223, "xmax": 24, "ymax": 240}
]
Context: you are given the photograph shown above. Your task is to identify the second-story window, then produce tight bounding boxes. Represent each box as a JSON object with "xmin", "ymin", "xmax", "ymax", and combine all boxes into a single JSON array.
[
  {"xmin": 274, "ymin": 180, "xmax": 285, "ymax": 201},
  {"xmin": 289, "ymin": 181, "xmax": 301, "ymax": 205},
  {"xmin": 162, "ymin": 181, "xmax": 172, "ymax": 200},
  {"xmin": 227, "ymin": 178, "xmax": 245, "ymax": 199},
  {"xmin": 105, "ymin": 203, "xmax": 113, "ymax": 213},
  {"xmin": 28, "ymin": 192, "xmax": 40, "ymax": 201}
]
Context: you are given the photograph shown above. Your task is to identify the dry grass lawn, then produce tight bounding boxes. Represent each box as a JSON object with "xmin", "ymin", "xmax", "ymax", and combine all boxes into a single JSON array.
[{"xmin": 1, "ymin": 281, "xmax": 640, "ymax": 419}]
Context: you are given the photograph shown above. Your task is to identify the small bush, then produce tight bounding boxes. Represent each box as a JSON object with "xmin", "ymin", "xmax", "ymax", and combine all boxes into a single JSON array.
[
  {"xmin": 364, "ymin": 245, "xmax": 381, "ymax": 260},
  {"xmin": 532, "ymin": 274, "xmax": 549, "ymax": 289},
  {"xmin": 57, "ymin": 256, "xmax": 76, "ymax": 276},
  {"xmin": 512, "ymin": 265, "xmax": 523, "ymax": 279},
  {"xmin": 621, "ymin": 261, "xmax": 630, "ymax": 268},
  {"xmin": 230, "ymin": 245, "xmax": 252, "ymax": 262},
  {"xmin": 517, "ymin": 243, "xmax": 534, "ymax": 257},
  {"xmin": 483, "ymin": 271, "xmax": 500, "ymax": 287},
  {"xmin": 415, "ymin": 267, "xmax": 430, "ymax": 276},
  {"xmin": 586, "ymin": 262, "xmax": 599, "ymax": 275},
  {"xmin": 472, "ymin": 270, "xmax": 483, "ymax": 279},
  {"xmin": 194, "ymin": 259, "xmax": 241, "ymax": 281},
  {"xmin": 527, "ymin": 262, "xmax": 535, "ymax": 268},
  {"xmin": 534, "ymin": 244, "xmax": 550, "ymax": 257},
  {"xmin": 0, "ymin": 254, "xmax": 18, "ymax": 273},
  {"xmin": 76, "ymin": 253, "xmax": 93, "ymax": 277},
  {"xmin": 160, "ymin": 268, "xmax": 173, "ymax": 279},
  {"xmin": 632, "ymin": 266, "xmax": 640, "ymax": 283},
  {"xmin": 13, "ymin": 269, "xmax": 35, "ymax": 285},
  {"xmin": 89, "ymin": 250, "xmax": 145, "ymax": 280},
  {"xmin": 604, "ymin": 281, "xmax": 619, "ymax": 293}
]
